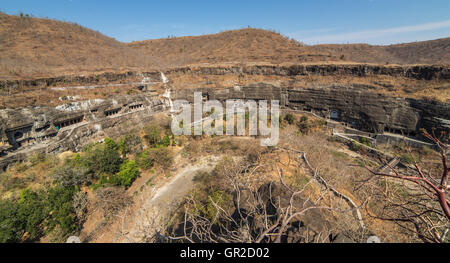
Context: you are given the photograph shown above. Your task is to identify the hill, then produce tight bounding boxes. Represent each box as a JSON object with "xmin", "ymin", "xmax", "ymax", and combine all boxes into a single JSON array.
[
  {"xmin": 312, "ymin": 38, "xmax": 450, "ymax": 64},
  {"xmin": 127, "ymin": 28, "xmax": 332, "ymax": 67},
  {"xmin": 0, "ymin": 12, "xmax": 156, "ymax": 78},
  {"xmin": 0, "ymin": 12, "xmax": 449, "ymax": 79}
]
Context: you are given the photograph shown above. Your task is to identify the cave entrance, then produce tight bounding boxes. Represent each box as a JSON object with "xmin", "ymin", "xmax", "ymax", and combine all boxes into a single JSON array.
[
  {"xmin": 13, "ymin": 131, "xmax": 23, "ymax": 140},
  {"xmin": 105, "ymin": 108, "xmax": 121, "ymax": 117},
  {"xmin": 129, "ymin": 104, "xmax": 143, "ymax": 110},
  {"xmin": 330, "ymin": 110, "xmax": 339, "ymax": 121},
  {"xmin": 56, "ymin": 116, "xmax": 84, "ymax": 129}
]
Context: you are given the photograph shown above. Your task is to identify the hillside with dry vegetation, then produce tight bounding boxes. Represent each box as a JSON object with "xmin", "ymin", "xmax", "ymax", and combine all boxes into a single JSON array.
[
  {"xmin": 0, "ymin": 12, "xmax": 156, "ymax": 78},
  {"xmin": 313, "ymin": 38, "xmax": 450, "ymax": 65},
  {"xmin": 127, "ymin": 28, "xmax": 319, "ymax": 67},
  {"xmin": 0, "ymin": 11, "xmax": 449, "ymax": 80}
]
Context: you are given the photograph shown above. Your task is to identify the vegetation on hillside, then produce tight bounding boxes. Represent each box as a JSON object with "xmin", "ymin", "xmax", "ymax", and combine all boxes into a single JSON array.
[
  {"xmin": 0, "ymin": 117, "xmax": 175, "ymax": 242},
  {"xmin": 1, "ymin": 11, "xmax": 449, "ymax": 79}
]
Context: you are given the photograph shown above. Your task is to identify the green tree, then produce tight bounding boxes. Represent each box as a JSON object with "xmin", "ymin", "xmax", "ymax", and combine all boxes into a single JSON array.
[
  {"xmin": 109, "ymin": 160, "xmax": 140, "ymax": 188},
  {"xmin": 16, "ymin": 188, "xmax": 47, "ymax": 241},
  {"xmin": 44, "ymin": 186, "xmax": 78, "ymax": 238},
  {"xmin": 85, "ymin": 139, "xmax": 122, "ymax": 175},
  {"xmin": 0, "ymin": 199, "xmax": 21, "ymax": 242}
]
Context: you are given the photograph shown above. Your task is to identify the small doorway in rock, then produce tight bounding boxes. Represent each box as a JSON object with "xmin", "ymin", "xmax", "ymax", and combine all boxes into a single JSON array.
[
  {"xmin": 14, "ymin": 131, "xmax": 23, "ymax": 140},
  {"xmin": 330, "ymin": 110, "xmax": 339, "ymax": 121}
]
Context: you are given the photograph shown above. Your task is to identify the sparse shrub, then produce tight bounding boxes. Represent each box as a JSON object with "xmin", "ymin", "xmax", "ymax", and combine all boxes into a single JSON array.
[
  {"xmin": 12, "ymin": 162, "xmax": 28, "ymax": 173},
  {"xmin": 284, "ymin": 113, "xmax": 295, "ymax": 125},
  {"xmin": 401, "ymin": 153, "xmax": 418, "ymax": 164},
  {"xmin": 193, "ymin": 171, "xmax": 214, "ymax": 185},
  {"xmin": 292, "ymin": 173, "xmax": 310, "ymax": 190},
  {"xmin": 136, "ymin": 150, "xmax": 155, "ymax": 170},
  {"xmin": 152, "ymin": 147, "xmax": 173, "ymax": 169},
  {"xmin": 118, "ymin": 133, "xmax": 142, "ymax": 156},
  {"xmin": 72, "ymin": 191, "xmax": 89, "ymax": 225},
  {"xmin": 28, "ymin": 153, "xmax": 47, "ymax": 166},
  {"xmin": 297, "ymin": 119, "xmax": 311, "ymax": 134},
  {"xmin": 350, "ymin": 141, "xmax": 362, "ymax": 152},
  {"xmin": 297, "ymin": 116, "xmax": 325, "ymax": 135},
  {"xmin": 0, "ymin": 173, "xmax": 28, "ymax": 193},
  {"xmin": 359, "ymin": 137, "xmax": 373, "ymax": 147},
  {"xmin": 143, "ymin": 123, "xmax": 163, "ymax": 146},
  {"xmin": 137, "ymin": 148, "xmax": 173, "ymax": 170},
  {"xmin": 51, "ymin": 165, "xmax": 89, "ymax": 187},
  {"xmin": 160, "ymin": 133, "xmax": 172, "ymax": 147},
  {"xmin": 175, "ymin": 136, "xmax": 187, "ymax": 146},
  {"xmin": 196, "ymin": 190, "xmax": 233, "ymax": 223},
  {"xmin": 94, "ymin": 187, "xmax": 132, "ymax": 220}
]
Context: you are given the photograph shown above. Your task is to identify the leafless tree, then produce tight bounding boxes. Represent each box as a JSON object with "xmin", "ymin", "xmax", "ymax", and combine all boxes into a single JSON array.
[
  {"xmin": 365, "ymin": 131, "xmax": 449, "ymax": 242},
  {"xmin": 94, "ymin": 187, "xmax": 133, "ymax": 220},
  {"xmin": 159, "ymin": 156, "xmax": 352, "ymax": 243},
  {"xmin": 72, "ymin": 191, "xmax": 89, "ymax": 225}
]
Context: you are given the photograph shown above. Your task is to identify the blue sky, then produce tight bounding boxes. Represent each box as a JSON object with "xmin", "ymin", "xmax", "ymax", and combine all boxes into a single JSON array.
[{"xmin": 1, "ymin": 0, "xmax": 450, "ymax": 45}]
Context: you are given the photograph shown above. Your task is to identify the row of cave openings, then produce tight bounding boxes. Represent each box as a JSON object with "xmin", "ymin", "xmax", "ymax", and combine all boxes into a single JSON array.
[
  {"xmin": 104, "ymin": 103, "xmax": 143, "ymax": 117},
  {"xmin": 292, "ymin": 103, "xmax": 418, "ymax": 138},
  {"xmin": 331, "ymin": 109, "xmax": 416, "ymax": 137},
  {"xmin": 2, "ymin": 103, "xmax": 147, "ymax": 151},
  {"xmin": 56, "ymin": 116, "xmax": 84, "ymax": 129}
]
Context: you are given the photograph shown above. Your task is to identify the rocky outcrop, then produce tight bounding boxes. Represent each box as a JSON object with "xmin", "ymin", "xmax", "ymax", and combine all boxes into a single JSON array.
[
  {"xmin": 2, "ymin": 64, "xmax": 449, "ymax": 90},
  {"xmin": 0, "ymin": 93, "xmax": 165, "ymax": 170},
  {"xmin": 171, "ymin": 83, "xmax": 450, "ymax": 137},
  {"xmin": 0, "ymin": 71, "xmax": 141, "ymax": 90},
  {"xmin": 0, "ymin": 79, "xmax": 448, "ymax": 170},
  {"xmin": 163, "ymin": 64, "xmax": 450, "ymax": 80},
  {"xmin": 287, "ymin": 86, "xmax": 449, "ymax": 135}
]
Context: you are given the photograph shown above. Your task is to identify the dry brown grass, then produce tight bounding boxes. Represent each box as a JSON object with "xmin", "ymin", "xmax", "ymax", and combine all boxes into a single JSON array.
[
  {"xmin": 0, "ymin": 12, "xmax": 159, "ymax": 79},
  {"xmin": 1, "ymin": 12, "xmax": 449, "ymax": 80},
  {"xmin": 314, "ymin": 38, "xmax": 450, "ymax": 65}
]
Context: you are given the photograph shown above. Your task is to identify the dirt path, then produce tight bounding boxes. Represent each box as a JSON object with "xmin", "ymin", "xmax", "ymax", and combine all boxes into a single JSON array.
[{"xmin": 89, "ymin": 155, "xmax": 221, "ymax": 243}]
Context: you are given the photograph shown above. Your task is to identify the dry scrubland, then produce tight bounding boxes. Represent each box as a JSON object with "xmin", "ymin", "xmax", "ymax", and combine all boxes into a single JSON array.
[
  {"xmin": 1, "ymin": 12, "xmax": 449, "ymax": 80},
  {"xmin": 0, "ymin": 102, "xmax": 447, "ymax": 242},
  {"xmin": 27, "ymin": 113, "xmax": 442, "ymax": 243},
  {"xmin": 0, "ymin": 12, "xmax": 449, "ymax": 243}
]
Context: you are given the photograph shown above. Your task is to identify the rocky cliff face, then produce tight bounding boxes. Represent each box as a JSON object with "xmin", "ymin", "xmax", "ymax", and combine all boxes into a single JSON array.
[
  {"xmin": 0, "ymin": 93, "xmax": 165, "ymax": 170},
  {"xmin": 1, "ymin": 70, "xmax": 448, "ymax": 170},
  {"xmin": 287, "ymin": 86, "xmax": 449, "ymax": 135},
  {"xmin": 171, "ymin": 84, "xmax": 450, "ymax": 137},
  {"xmin": 164, "ymin": 64, "xmax": 450, "ymax": 81},
  {"xmin": 2, "ymin": 64, "xmax": 449, "ymax": 90}
]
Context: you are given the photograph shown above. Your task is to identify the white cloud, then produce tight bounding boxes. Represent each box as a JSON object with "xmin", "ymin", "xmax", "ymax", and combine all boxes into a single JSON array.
[{"xmin": 296, "ymin": 20, "xmax": 450, "ymax": 44}]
